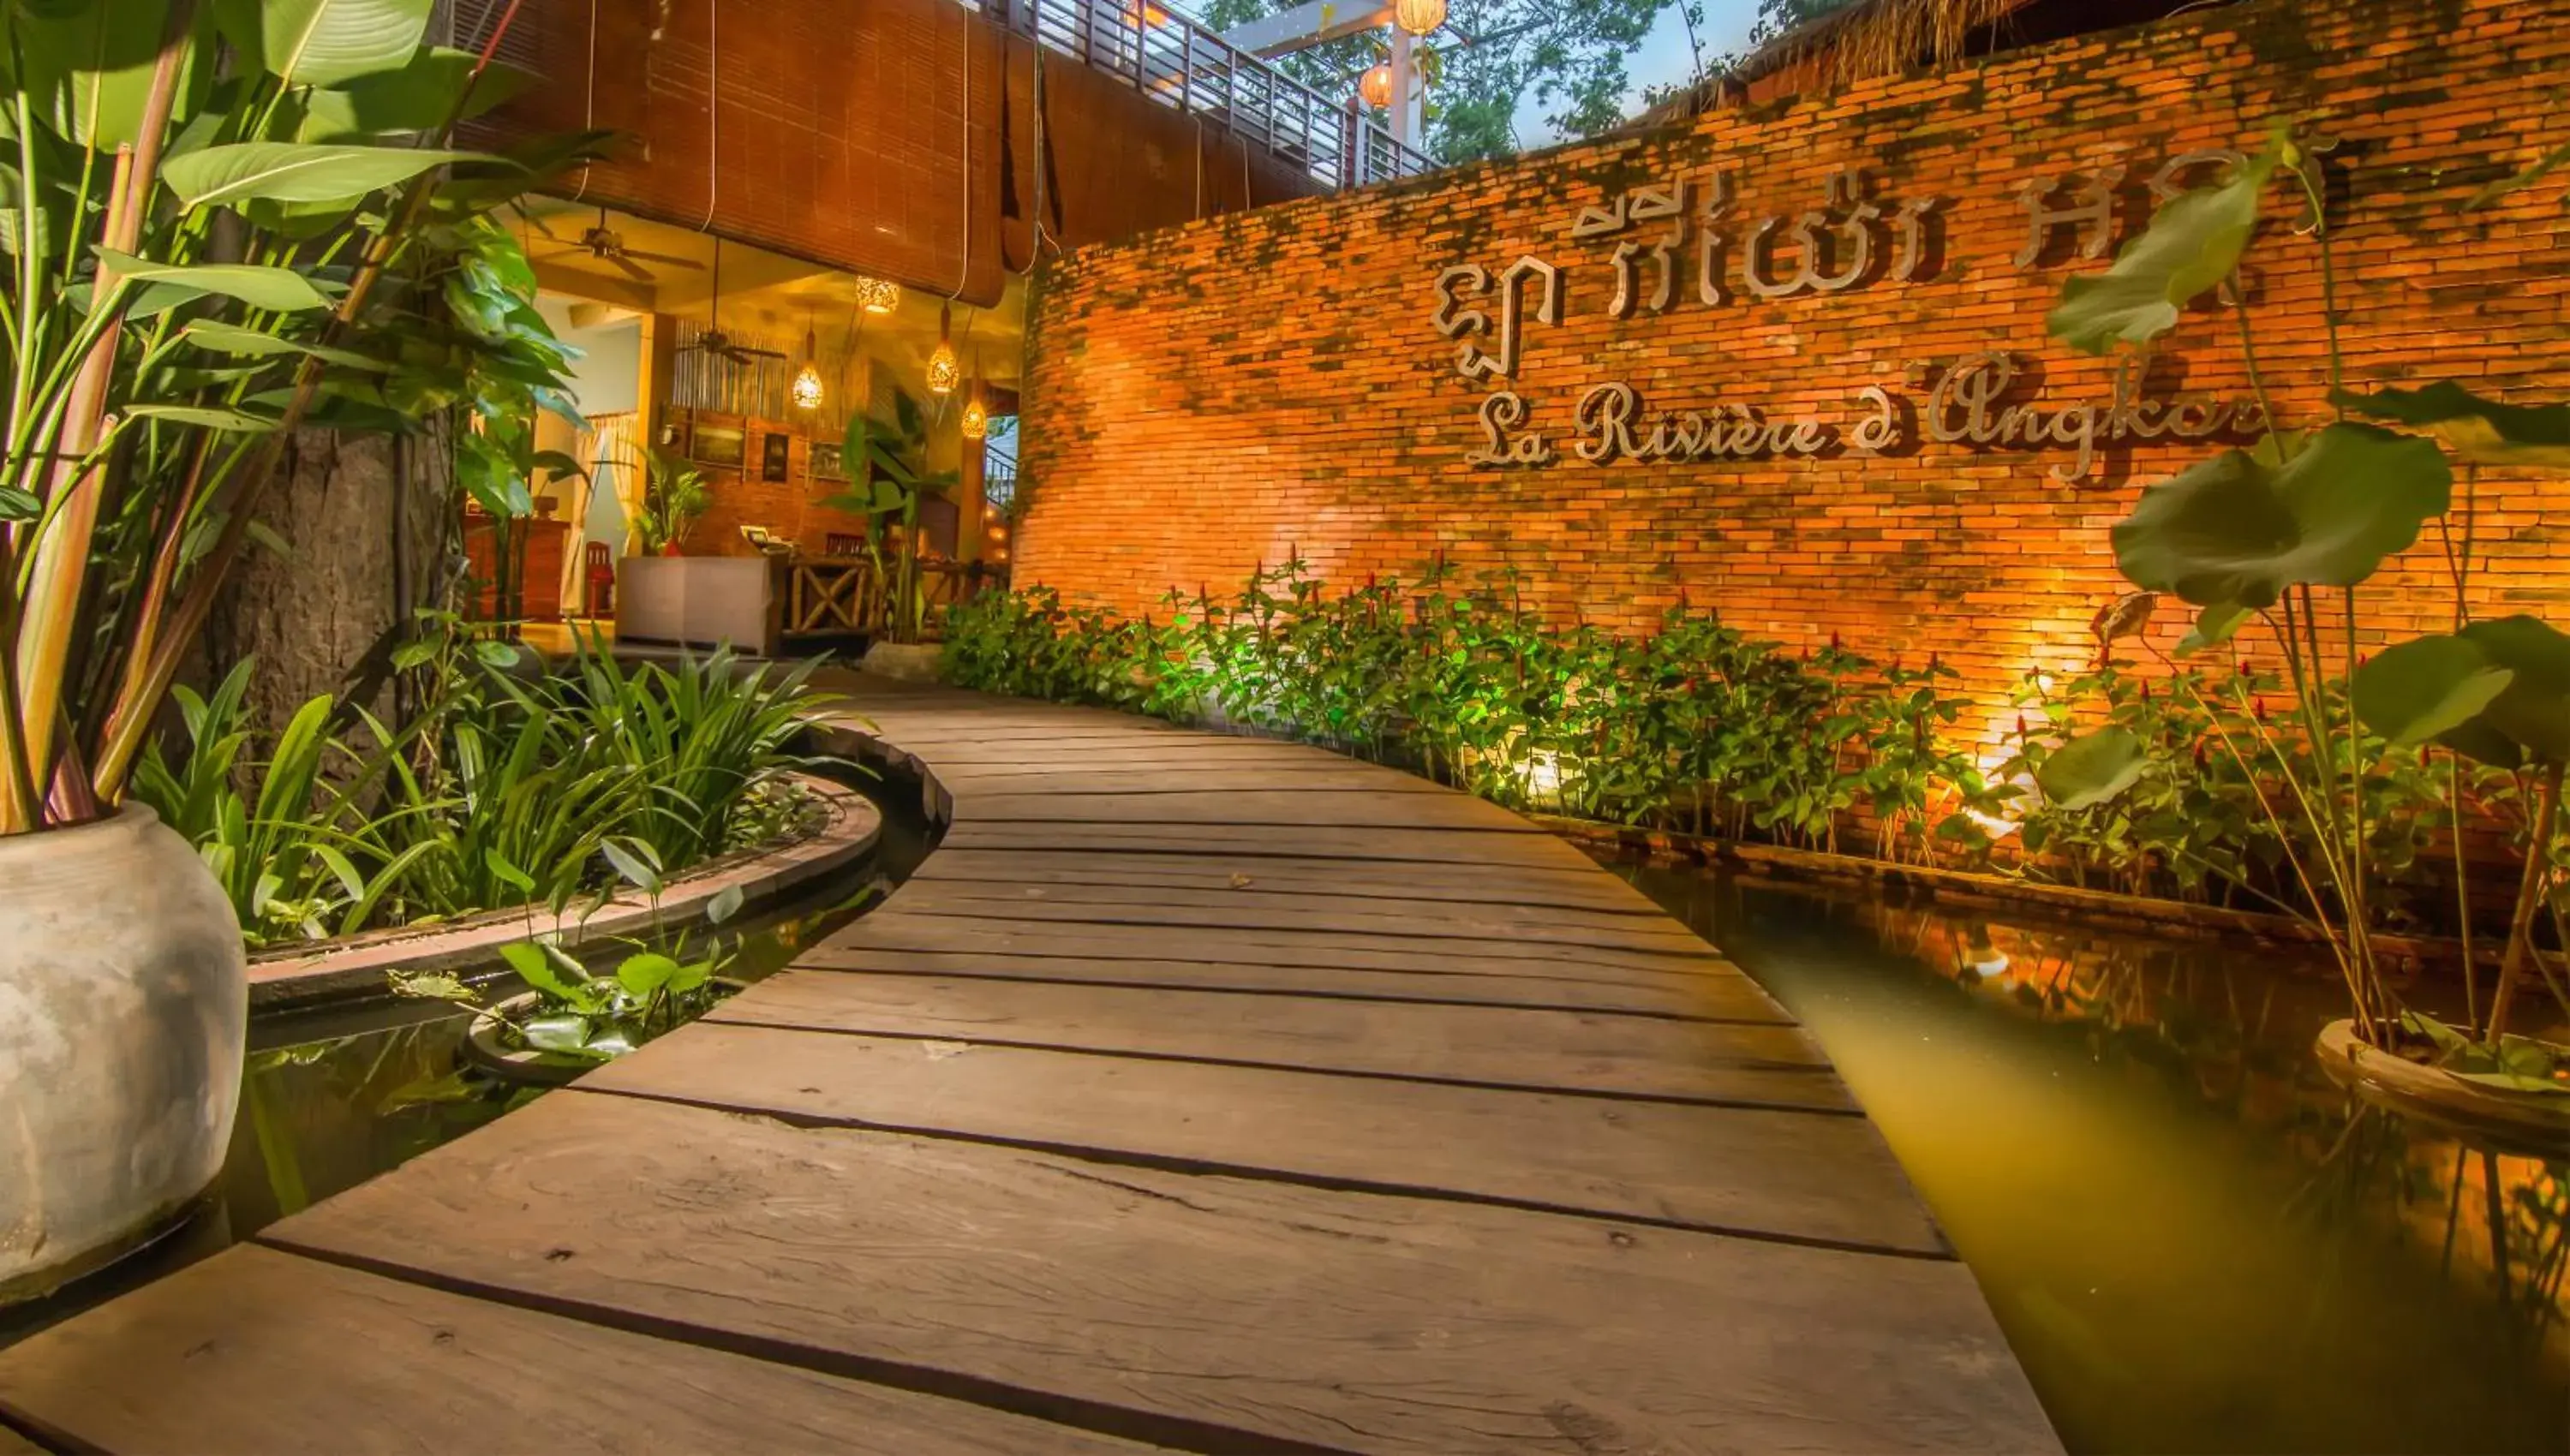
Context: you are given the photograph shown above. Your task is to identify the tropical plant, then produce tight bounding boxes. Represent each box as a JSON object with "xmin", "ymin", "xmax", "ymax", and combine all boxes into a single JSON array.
[
  {"xmin": 821, "ymin": 386, "xmax": 958, "ymax": 643},
  {"xmin": 0, "ymin": 0, "xmax": 599, "ymax": 834},
  {"xmin": 396, "ymin": 882, "xmax": 745, "ymax": 1070},
  {"xmin": 632, "ymin": 446, "xmax": 709, "ymax": 554},
  {"xmin": 2039, "ymin": 128, "xmax": 2570, "ymax": 1068},
  {"xmin": 130, "ymin": 621, "xmax": 838, "ymax": 948}
]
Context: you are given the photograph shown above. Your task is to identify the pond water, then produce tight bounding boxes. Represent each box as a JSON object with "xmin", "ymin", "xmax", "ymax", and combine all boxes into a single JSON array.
[
  {"xmin": 1620, "ymin": 863, "xmax": 2570, "ymax": 1455},
  {"xmin": 0, "ymin": 770, "xmax": 939, "ymax": 1351}
]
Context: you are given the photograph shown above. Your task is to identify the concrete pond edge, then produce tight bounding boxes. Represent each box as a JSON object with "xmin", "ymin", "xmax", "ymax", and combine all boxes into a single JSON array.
[{"xmin": 246, "ymin": 772, "xmax": 883, "ymax": 1011}]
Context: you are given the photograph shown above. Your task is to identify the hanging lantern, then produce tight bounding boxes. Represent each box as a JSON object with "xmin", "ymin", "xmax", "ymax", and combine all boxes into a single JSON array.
[
  {"xmin": 790, "ymin": 326, "xmax": 823, "ymax": 410},
  {"xmin": 852, "ymin": 275, "xmax": 900, "ymax": 314},
  {"xmin": 926, "ymin": 302, "xmax": 960, "ymax": 397},
  {"xmin": 960, "ymin": 383, "xmax": 989, "ymax": 440},
  {"xmin": 1357, "ymin": 61, "xmax": 1394, "ymax": 110},
  {"xmin": 1392, "ymin": 0, "xmax": 1445, "ymax": 36}
]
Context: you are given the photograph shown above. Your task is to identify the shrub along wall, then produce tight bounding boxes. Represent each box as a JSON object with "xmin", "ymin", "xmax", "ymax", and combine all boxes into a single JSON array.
[{"xmin": 1017, "ymin": 0, "xmax": 2570, "ymax": 753}]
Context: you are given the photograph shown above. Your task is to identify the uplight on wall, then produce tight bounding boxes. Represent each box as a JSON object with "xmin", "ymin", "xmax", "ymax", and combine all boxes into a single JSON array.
[
  {"xmin": 852, "ymin": 275, "xmax": 899, "ymax": 314},
  {"xmin": 1393, "ymin": 0, "xmax": 1446, "ymax": 35},
  {"xmin": 927, "ymin": 302, "xmax": 960, "ymax": 396}
]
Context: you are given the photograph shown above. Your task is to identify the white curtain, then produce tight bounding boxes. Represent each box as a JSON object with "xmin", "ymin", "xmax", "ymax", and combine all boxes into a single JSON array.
[{"xmin": 564, "ymin": 413, "xmax": 644, "ymax": 612}]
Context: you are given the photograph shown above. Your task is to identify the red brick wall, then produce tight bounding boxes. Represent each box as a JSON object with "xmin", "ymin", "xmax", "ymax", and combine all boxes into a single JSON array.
[{"xmin": 1018, "ymin": 0, "xmax": 2570, "ymax": 749}]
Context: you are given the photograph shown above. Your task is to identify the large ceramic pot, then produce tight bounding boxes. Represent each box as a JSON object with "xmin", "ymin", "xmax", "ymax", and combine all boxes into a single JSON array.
[
  {"xmin": 0, "ymin": 804, "xmax": 246, "ymax": 1300},
  {"xmin": 2316, "ymin": 1018, "xmax": 2570, "ymax": 1158},
  {"xmin": 861, "ymin": 640, "xmax": 943, "ymax": 683}
]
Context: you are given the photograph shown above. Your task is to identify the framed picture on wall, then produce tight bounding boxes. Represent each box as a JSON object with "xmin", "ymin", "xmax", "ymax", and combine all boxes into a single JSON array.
[
  {"xmin": 761, "ymin": 432, "xmax": 792, "ymax": 481},
  {"xmin": 809, "ymin": 442, "xmax": 846, "ymax": 481},
  {"xmin": 690, "ymin": 424, "xmax": 745, "ymax": 468}
]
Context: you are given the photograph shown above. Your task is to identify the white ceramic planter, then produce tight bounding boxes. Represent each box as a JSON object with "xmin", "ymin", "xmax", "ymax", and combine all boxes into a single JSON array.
[{"xmin": 0, "ymin": 805, "xmax": 246, "ymax": 1300}]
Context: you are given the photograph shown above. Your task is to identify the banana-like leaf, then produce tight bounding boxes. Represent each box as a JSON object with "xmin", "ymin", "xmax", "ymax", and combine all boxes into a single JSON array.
[
  {"xmin": 161, "ymin": 140, "xmax": 481, "ymax": 208},
  {"xmin": 2112, "ymin": 422, "xmax": 2450, "ymax": 608},
  {"xmin": 96, "ymin": 248, "xmax": 338, "ymax": 311},
  {"xmin": 212, "ymin": 0, "xmax": 435, "ymax": 87},
  {"xmin": 2049, "ymin": 143, "xmax": 2280, "ymax": 353},
  {"xmin": 2331, "ymin": 381, "xmax": 2570, "ymax": 470},
  {"xmin": 12, "ymin": 0, "xmax": 212, "ymax": 149},
  {"xmin": 2348, "ymin": 635, "xmax": 2515, "ymax": 747},
  {"xmin": 125, "ymin": 402, "xmax": 284, "ymax": 432},
  {"xmin": 298, "ymin": 48, "xmax": 531, "ymax": 140},
  {"xmin": 181, "ymin": 318, "xmax": 385, "ymax": 368},
  {"xmin": 2036, "ymin": 727, "xmax": 2147, "ymax": 810}
]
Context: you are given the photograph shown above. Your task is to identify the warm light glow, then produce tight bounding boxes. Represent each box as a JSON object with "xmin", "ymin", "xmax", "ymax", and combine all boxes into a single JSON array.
[
  {"xmin": 960, "ymin": 392, "xmax": 989, "ymax": 439},
  {"xmin": 791, "ymin": 326, "xmax": 823, "ymax": 409},
  {"xmin": 1392, "ymin": 0, "xmax": 1445, "ymax": 36},
  {"xmin": 1358, "ymin": 62, "xmax": 1394, "ymax": 109},
  {"xmin": 927, "ymin": 302, "xmax": 959, "ymax": 396},
  {"xmin": 1524, "ymin": 749, "xmax": 1563, "ymax": 798},
  {"xmin": 852, "ymin": 276, "xmax": 899, "ymax": 314}
]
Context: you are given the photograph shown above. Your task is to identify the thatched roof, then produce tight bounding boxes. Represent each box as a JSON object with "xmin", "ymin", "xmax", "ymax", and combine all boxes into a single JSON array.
[{"xmin": 1636, "ymin": 0, "xmax": 2043, "ymax": 125}]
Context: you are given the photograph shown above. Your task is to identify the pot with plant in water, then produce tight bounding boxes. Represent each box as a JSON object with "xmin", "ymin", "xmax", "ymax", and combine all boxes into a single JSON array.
[
  {"xmin": 0, "ymin": 807, "xmax": 245, "ymax": 1299},
  {"xmin": 2034, "ymin": 128, "xmax": 2570, "ymax": 1151},
  {"xmin": 0, "ymin": 0, "xmax": 582, "ymax": 1297}
]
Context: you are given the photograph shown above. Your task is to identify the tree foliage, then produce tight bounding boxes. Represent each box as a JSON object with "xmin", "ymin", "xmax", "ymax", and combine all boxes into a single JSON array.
[{"xmin": 1198, "ymin": 0, "xmax": 1665, "ymax": 163}]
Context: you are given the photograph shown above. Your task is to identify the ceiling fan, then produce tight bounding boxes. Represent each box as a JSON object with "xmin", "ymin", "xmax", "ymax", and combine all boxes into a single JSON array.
[
  {"xmin": 673, "ymin": 239, "xmax": 787, "ymax": 365},
  {"xmin": 529, "ymin": 206, "xmax": 707, "ymax": 282}
]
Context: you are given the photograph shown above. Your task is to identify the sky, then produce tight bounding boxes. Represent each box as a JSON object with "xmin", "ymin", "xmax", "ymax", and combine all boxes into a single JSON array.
[{"xmin": 1515, "ymin": 0, "xmax": 1765, "ymax": 146}]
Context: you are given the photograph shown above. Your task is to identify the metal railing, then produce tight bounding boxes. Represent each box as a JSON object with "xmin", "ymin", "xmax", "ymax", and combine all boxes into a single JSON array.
[{"xmin": 974, "ymin": 0, "xmax": 1436, "ymax": 191}]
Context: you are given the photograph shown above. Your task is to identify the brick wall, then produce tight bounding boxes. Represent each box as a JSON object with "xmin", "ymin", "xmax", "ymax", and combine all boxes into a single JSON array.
[{"xmin": 1018, "ymin": 0, "xmax": 2570, "ymax": 746}]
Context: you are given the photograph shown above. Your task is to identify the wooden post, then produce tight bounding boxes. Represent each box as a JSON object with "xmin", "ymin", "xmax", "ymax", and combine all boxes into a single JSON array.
[{"xmin": 958, "ymin": 434, "xmax": 989, "ymax": 565}]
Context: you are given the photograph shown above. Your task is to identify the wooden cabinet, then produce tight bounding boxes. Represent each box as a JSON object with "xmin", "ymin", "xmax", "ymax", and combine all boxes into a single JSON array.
[{"xmin": 463, "ymin": 515, "xmax": 571, "ymax": 622}]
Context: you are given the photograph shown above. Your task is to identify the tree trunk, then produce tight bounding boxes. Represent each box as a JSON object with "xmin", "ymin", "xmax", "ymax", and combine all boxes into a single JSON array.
[{"xmin": 199, "ymin": 422, "xmax": 453, "ymax": 736}]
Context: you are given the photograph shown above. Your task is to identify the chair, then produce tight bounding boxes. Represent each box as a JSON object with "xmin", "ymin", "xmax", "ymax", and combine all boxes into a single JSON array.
[{"xmin": 583, "ymin": 540, "xmax": 615, "ymax": 618}]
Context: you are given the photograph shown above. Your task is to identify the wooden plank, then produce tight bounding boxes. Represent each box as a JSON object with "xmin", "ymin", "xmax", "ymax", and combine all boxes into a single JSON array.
[
  {"xmin": 792, "ymin": 946, "xmax": 1790, "ymax": 1020},
  {"xmin": 708, "ymin": 970, "xmax": 1854, "ymax": 1110},
  {"xmin": 818, "ymin": 913, "xmax": 1750, "ymax": 992},
  {"xmin": 949, "ymin": 789, "xmax": 1539, "ymax": 832},
  {"xmin": 940, "ymin": 822, "xmax": 1605, "ymax": 868},
  {"xmin": 931, "ymin": 767, "xmax": 1452, "ymax": 795},
  {"xmin": 900, "ymin": 875, "xmax": 1673, "ymax": 928},
  {"xmin": 259, "ymin": 1094, "xmax": 2059, "ymax": 1455},
  {"xmin": 588, "ymin": 1022, "xmax": 1943, "ymax": 1252},
  {"xmin": 886, "ymin": 882, "xmax": 1715, "ymax": 952},
  {"xmin": 911, "ymin": 848, "xmax": 1668, "ymax": 914},
  {"xmin": 0, "ymin": 1421, "xmax": 39, "ymax": 1454},
  {"xmin": 0, "ymin": 1245, "xmax": 1149, "ymax": 1455},
  {"xmin": 840, "ymin": 907, "xmax": 1733, "ymax": 976}
]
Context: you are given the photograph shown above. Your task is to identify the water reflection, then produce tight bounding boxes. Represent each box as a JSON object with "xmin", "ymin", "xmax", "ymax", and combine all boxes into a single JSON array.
[
  {"xmin": 1624, "ymin": 866, "xmax": 2570, "ymax": 1455},
  {"xmin": 1, "ymin": 772, "xmax": 937, "ymax": 1348}
]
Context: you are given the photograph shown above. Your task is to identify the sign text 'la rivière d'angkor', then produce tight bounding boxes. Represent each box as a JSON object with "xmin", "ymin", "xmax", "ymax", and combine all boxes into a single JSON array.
[{"xmin": 1429, "ymin": 152, "xmax": 2307, "ymax": 486}]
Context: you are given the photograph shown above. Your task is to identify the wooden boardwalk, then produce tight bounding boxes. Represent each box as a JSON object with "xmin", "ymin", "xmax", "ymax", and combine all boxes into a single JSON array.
[{"xmin": 0, "ymin": 679, "xmax": 2059, "ymax": 1454}]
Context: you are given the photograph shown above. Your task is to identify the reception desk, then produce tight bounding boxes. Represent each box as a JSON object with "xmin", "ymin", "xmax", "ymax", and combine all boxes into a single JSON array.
[{"xmin": 615, "ymin": 556, "xmax": 780, "ymax": 654}]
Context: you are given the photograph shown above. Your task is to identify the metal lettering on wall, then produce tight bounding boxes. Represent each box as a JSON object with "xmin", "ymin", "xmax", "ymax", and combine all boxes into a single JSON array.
[{"xmin": 1435, "ymin": 156, "xmax": 2288, "ymax": 486}]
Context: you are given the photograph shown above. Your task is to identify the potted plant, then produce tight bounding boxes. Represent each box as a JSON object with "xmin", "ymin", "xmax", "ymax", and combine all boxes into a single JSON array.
[
  {"xmin": 634, "ymin": 447, "xmax": 711, "ymax": 557},
  {"xmin": 2035, "ymin": 130, "xmax": 2570, "ymax": 1149},
  {"xmin": 822, "ymin": 388, "xmax": 958, "ymax": 673},
  {"xmin": 0, "ymin": 0, "xmax": 575, "ymax": 1298}
]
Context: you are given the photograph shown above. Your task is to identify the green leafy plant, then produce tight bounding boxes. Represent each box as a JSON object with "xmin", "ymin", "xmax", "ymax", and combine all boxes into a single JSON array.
[
  {"xmin": 821, "ymin": 387, "xmax": 958, "ymax": 643},
  {"xmin": 632, "ymin": 447, "xmax": 710, "ymax": 554},
  {"xmin": 131, "ymin": 621, "xmax": 839, "ymax": 948},
  {"xmin": 0, "ymin": 0, "xmax": 601, "ymax": 833},
  {"xmin": 2041, "ymin": 128, "xmax": 2570, "ymax": 1069}
]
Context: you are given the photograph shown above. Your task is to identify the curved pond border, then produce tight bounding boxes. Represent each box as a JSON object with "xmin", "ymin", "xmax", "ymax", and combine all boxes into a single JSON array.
[{"xmin": 245, "ymin": 772, "xmax": 882, "ymax": 1010}]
